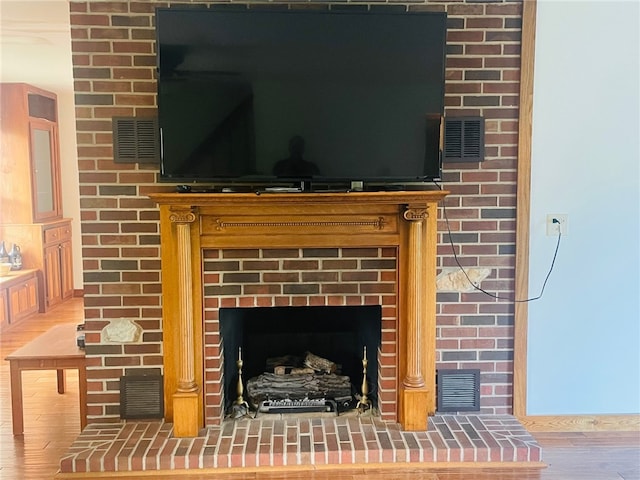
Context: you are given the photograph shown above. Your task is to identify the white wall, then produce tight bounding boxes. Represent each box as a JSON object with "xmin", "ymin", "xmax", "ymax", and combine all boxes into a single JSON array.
[
  {"xmin": 528, "ymin": 0, "xmax": 640, "ymax": 414},
  {"xmin": 0, "ymin": 0, "xmax": 83, "ymax": 289}
]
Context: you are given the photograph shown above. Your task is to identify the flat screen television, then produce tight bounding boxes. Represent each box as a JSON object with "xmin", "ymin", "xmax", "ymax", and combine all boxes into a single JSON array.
[{"xmin": 156, "ymin": 7, "xmax": 447, "ymax": 188}]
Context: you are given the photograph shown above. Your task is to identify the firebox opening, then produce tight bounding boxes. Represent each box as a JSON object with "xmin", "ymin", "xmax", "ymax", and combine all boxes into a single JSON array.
[{"xmin": 219, "ymin": 305, "xmax": 382, "ymax": 415}]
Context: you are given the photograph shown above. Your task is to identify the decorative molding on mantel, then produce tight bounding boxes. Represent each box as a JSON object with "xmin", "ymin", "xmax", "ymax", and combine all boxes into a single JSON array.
[
  {"xmin": 213, "ymin": 217, "xmax": 387, "ymax": 231},
  {"xmin": 150, "ymin": 190, "xmax": 447, "ymax": 437}
]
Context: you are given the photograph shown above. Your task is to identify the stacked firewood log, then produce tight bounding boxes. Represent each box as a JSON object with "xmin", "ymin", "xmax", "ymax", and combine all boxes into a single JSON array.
[{"xmin": 246, "ymin": 352, "xmax": 352, "ymax": 406}]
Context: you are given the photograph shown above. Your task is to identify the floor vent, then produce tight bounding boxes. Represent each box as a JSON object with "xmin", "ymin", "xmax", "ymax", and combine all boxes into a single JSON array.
[
  {"xmin": 437, "ymin": 369, "xmax": 481, "ymax": 412},
  {"xmin": 443, "ymin": 116, "xmax": 485, "ymax": 163},
  {"xmin": 120, "ymin": 375, "xmax": 164, "ymax": 419},
  {"xmin": 112, "ymin": 116, "xmax": 159, "ymax": 164}
]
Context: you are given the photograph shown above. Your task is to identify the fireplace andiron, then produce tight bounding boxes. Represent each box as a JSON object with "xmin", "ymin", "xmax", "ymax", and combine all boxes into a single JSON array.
[
  {"xmin": 356, "ymin": 346, "xmax": 372, "ymax": 412},
  {"xmin": 231, "ymin": 347, "xmax": 250, "ymax": 418}
]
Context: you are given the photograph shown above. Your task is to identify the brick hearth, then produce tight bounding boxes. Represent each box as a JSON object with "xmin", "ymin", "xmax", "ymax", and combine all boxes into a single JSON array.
[{"xmin": 58, "ymin": 415, "xmax": 542, "ymax": 475}]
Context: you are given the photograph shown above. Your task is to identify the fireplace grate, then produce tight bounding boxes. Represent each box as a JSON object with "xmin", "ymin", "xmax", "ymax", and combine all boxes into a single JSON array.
[
  {"xmin": 257, "ymin": 398, "xmax": 337, "ymax": 415},
  {"xmin": 120, "ymin": 375, "xmax": 164, "ymax": 419},
  {"xmin": 436, "ymin": 369, "xmax": 481, "ymax": 412}
]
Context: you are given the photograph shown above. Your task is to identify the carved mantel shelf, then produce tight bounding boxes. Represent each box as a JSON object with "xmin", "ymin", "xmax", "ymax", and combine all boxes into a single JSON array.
[{"xmin": 150, "ymin": 190, "xmax": 448, "ymax": 437}]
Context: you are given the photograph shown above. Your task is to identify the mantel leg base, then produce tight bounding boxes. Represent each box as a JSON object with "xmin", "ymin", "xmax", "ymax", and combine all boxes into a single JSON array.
[
  {"xmin": 172, "ymin": 391, "xmax": 200, "ymax": 438},
  {"xmin": 399, "ymin": 387, "xmax": 431, "ymax": 431}
]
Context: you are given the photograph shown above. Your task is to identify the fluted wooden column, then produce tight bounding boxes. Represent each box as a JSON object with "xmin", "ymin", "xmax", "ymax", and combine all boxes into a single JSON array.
[
  {"xmin": 402, "ymin": 206, "xmax": 427, "ymax": 389},
  {"xmin": 169, "ymin": 208, "xmax": 199, "ymax": 437},
  {"xmin": 400, "ymin": 204, "xmax": 431, "ymax": 430}
]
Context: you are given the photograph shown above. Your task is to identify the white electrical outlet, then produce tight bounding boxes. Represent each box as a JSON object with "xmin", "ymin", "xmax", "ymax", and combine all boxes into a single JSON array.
[{"xmin": 546, "ymin": 214, "xmax": 568, "ymax": 236}]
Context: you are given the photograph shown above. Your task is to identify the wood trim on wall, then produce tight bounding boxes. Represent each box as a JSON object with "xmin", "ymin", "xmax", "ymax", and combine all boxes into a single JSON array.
[
  {"xmin": 514, "ymin": 1, "xmax": 639, "ymax": 432},
  {"xmin": 521, "ymin": 415, "xmax": 640, "ymax": 432},
  {"xmin": 513, "ymin": 0, "xmax": 537, "ymax": 420}
]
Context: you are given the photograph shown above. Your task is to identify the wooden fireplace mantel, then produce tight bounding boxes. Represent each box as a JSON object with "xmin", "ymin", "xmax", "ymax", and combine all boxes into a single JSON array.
[{"xmin": 150, "ymin": 190, "xmax": 447, "ymax": 437}]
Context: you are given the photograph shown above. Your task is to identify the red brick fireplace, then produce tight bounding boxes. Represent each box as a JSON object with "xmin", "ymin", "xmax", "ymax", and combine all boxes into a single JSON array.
[
  {"xmin": 61, "ymin": 188, "xmax": 548, "ymax": 476},
  {"xmin": 150, "ymin": 190, "xmax": 447, "ymax": 437}
]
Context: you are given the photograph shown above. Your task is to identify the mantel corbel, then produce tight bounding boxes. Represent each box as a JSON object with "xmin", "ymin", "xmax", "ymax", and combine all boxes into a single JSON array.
[
  {"xmin": 169, "ymin": 207, "xmax": 197, "ymax": 225},
  {"xmin": 403, "ymin": 205, "xmax": 429, "ymax": 223}
]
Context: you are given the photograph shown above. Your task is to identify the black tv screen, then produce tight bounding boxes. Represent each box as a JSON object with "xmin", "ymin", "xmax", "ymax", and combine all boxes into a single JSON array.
[{"xmin": 156, "ymin": 8, "xmax": 447, "ymax": 186}]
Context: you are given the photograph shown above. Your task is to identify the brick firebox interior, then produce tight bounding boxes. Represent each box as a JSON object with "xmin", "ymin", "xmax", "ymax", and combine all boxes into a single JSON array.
[
  {"xmin": 72, "ymin": 1, "xmax": 522, "ymax": 425},
  {"xmin": 202, "ymin": 246, "xmax": 396, "ymax": 425}
]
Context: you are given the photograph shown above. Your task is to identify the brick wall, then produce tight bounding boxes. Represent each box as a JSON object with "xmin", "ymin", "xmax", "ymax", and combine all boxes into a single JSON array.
[{"xmin": 70, "ymin": 0, "xmax": 522, "ymax": 422}]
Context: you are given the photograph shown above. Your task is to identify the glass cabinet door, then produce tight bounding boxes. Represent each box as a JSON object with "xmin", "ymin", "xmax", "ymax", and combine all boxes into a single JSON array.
[{"xmin": 29, "ymin": 119, "xmax": 61, "ymax": 221}]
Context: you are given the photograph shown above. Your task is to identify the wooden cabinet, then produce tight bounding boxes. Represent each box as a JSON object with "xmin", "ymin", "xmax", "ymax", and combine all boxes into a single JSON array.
[
  {"xmin": 0, "ymin": 83, "xmax": 63, "ymax": 223},
  {"xmin": 0, "ymin": 220, "xmax": 73, "ymax": 311},
  {"xmin": 0, "ymin": 83, "xmax": 73, "ymax": 311},
  {"xmin": 8, "ymin": 275, "xmax": 39, "ymax": 322},
  {"xmin": 43, "ymin": 222, "xmax": 73, "ymax": 308},
  {"xmin": 0, "ymin": 270, "xmax": 39, "ymax": 328}
]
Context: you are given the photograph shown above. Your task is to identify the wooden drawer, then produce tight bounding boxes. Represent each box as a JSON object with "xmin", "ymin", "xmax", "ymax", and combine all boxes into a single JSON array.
[
  {"xmin": 44, "ymin": 223, "xmax": 71, "ymax": 245},
  {"xmin": 44, "ymin": 226, "xmax": 60, "ymax": 244}
]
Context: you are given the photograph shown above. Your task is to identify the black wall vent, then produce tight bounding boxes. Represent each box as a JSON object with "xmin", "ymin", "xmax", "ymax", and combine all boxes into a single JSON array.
[
  {"xmin": 120, "ymin": 375, "xmax": 164, "ymax": 419},
  {"xmin": 112, "ymin": 116, "xmax": 160, "ymax": 164},
  {"xmin": 443, "ymin": 117, "xmax": 485, "ymax": 163},
  {"xmin": 437, "ymin": 368, "xmax": 481, "ymax": 412}
]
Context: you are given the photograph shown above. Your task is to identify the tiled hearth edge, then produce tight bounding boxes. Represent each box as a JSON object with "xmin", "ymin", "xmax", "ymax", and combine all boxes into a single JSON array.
[{"xmin": 58, "ymin": 415, "xmax": 543, "ymax": 476}]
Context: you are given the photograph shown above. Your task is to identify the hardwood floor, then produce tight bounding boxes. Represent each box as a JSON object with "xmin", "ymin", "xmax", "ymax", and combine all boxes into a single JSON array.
[
  {"xmin": 0, "ymin": 298, "xmax": 84, "ymax": 480},
  {"xmin": 1, "ymin": 298, "xmax": 639, "ymax": 479}
]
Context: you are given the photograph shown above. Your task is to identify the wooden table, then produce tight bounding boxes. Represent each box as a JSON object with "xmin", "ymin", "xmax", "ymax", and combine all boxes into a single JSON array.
[{"xmin": 5, "ymin": 323, "xmax": 87, "ymax": 435}]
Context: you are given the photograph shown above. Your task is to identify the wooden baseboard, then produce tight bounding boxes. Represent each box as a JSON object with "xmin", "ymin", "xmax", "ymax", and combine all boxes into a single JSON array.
[
  {"xmin": 518, "ymin": 414, "xmax": 640, "ymax": 432},
  {"xmin": 73, "ymin": 289, "xmax": 84, "ymax": 297}
]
